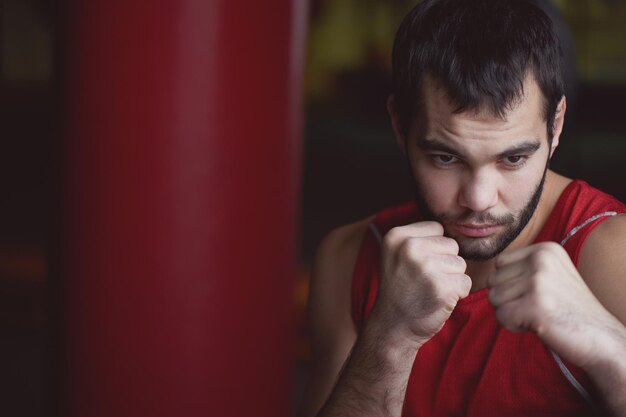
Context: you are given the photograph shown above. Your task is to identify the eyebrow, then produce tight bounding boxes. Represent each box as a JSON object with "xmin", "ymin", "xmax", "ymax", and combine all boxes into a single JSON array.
[
  {"xmin": 495, "ymin": 141, "xmax": 541, "ymax": 159},
  {"xmin": 417, "ymin": 137, "xmax": 542, "ymax": 159},
  {"xmin": 416, "ymin": 138, "xmax": 461, "ymax": 155}
]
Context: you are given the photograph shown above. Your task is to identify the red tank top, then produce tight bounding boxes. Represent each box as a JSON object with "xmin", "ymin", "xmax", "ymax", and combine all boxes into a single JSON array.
[{"xmin": 351, "ymin": 180, "xmax": 626, "ymax": 416}]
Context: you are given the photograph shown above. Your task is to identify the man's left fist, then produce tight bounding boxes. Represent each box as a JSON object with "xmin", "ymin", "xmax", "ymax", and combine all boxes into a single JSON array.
[{"xmin": 487, "ymin": 242, "xmax": 617, "ymax": 369}]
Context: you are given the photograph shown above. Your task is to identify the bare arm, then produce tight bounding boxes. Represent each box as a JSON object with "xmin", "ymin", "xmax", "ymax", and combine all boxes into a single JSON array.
[
  {"xmin": 577, "ymin": 214, "xmax": 626, "ymax": 416},
  {"xmin": 316, "ymin": 306, "xmax": 422, "ymax": 417}
]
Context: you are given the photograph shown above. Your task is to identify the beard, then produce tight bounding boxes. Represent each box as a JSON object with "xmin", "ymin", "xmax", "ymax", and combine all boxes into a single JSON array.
[{"xmin": 412, "ymin": 166, "xmax": 548, "ymax": 261}]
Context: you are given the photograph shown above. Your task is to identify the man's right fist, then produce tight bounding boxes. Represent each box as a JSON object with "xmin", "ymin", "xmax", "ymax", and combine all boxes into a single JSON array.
[{"xmin": 372, "ymin": 221, "xmax": 472, "ymax": 346}]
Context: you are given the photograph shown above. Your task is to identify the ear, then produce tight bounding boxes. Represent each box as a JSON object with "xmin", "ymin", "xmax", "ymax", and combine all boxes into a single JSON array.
[
  {"xmin": 549, "ymin": 96, "xmax": 566, "ymax": 158},
  {"xmin": 387, "ymin": 95, "xmax": 407, "ymax": 155}
]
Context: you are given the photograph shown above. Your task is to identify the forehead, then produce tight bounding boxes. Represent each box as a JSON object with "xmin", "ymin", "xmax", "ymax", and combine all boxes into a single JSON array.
[{"xmin": 417, "ymin": 75, "xmax": 547, "ymax": 148}]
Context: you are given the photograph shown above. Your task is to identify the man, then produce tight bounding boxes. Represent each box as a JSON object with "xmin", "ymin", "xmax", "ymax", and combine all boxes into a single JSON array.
[{"xmin": 298, "ymin": 0, "xmax": 626, "ymax": 416}]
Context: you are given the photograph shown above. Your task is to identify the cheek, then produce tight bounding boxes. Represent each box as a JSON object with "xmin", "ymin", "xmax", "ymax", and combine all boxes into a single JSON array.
[
  {"xmin": 501, "ymin": 179, "xmax": 533, "ymax": 210},
  {"xmin": 500, "ymin": 161, "xmax": 547, "ymax": 210}
]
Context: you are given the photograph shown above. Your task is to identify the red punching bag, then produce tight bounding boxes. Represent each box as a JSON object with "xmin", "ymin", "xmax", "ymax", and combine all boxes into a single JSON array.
[{"xmin": 62, "ymin": 0, "xmax": 306, "ymax": 416}]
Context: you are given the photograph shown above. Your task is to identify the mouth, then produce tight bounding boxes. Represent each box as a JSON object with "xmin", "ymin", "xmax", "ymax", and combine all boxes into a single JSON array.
[{"xmin": 454, "ymin": 223, "xmax": 502, "ymax": 238}]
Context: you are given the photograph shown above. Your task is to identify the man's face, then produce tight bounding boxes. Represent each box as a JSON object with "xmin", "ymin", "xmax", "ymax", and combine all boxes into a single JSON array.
[{"xmin": 402, "ymin": 76, "xmax": 557, "ymax": 261}]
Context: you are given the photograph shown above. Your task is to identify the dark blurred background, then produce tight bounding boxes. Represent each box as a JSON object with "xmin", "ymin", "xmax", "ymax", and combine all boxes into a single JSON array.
[
  {"xmin": 1, "ymin": 0, "xmax": 626, "ymax": 415},
  {"xmin": 2, "ymin": 0, "xmax": 55, "ymax": 415}
]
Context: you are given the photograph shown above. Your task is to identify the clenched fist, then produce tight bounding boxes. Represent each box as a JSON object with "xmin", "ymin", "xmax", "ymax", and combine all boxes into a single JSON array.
[
  {"xmin": 488, "ymin": 242, "xmax": 622, "ymax": 369},
  {"xmin": 371, "ymin": 221, "xmax": 472, "ymax": 346}
]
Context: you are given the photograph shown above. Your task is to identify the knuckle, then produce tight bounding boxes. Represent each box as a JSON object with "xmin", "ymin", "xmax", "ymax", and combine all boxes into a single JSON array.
[
  {"xmin": 438, "ymin": 236, "xmax": 459, "ymax": 253},
  {"xmin": 495, "ymin": 304, "xmax": 522, "ymax": 332},
  {"xmin": 455, "ymin": 255, "xmax": 467, "ymax": 270},
  {"xmin": 494, "ymin": 304, "xmax": 512, "ymax": 326},
  {"xmin": 459, "ymin": 274, "xmax": 472, "ymax": 295},
  {"xmin": 536, "ymin": 245, "xmax": 553, "ymax": 258},
  {"xmin": 443, "ymin": 255, "xmax": 466, "ymax": 273},
  {"xmin": 441, "ymin": 274, "xmax": 468, "ymax": 299},
  {"xmin": 398, "ymin": 238, "xmax": 419, "ymax": 259},
  {"xmin": 429, "ymin": 236, "xmax": 459, "ymax": 255},
  {"xmin": 538, "ymin": 242, "xmax": 565, "ymax": 259},
  {"xmin": 488, "ymin": 286, "xmax": 499, "ymax": 304},
  {"xmin": 383, "ymin": 227, "xmax": 402, "ymax": 246},
  {"xmin": 529, "ymin": 250, "xmax": 551, "ymax": 270},
  {"xmin": 543, "ymin": 241, "xmax": 563, "ymax": 252},
  {"xmin": 421, "ymin": 221, "xmax": 444, "ymax": 235},
  {"xmin": 420, "ymin": 256, "xmax": 438, "ymax": 275}
]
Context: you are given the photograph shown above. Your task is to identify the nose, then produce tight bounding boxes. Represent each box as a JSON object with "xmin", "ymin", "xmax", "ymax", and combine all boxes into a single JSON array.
[{"xmin": 458, "ymin": 168, "xmax": 499, "ymax": 213}]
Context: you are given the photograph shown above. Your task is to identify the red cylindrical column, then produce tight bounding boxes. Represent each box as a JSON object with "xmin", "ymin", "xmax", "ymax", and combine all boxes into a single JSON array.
[{"xmin": 62, "ymin": 1, "xmax": 306, "ymax": 416}]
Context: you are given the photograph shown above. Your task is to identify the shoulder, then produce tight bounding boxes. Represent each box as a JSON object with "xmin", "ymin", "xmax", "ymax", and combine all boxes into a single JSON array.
[
  {"xmin": 578, "ymin": 213, "xmax": 626, "ymax": 324},
  {"xmin": 314, "ymin": 216, "xmax": 374, "ymax": 275},
  {"xmin": 308, "ymin": 216, "xmax": 374, "ymax": 338}
]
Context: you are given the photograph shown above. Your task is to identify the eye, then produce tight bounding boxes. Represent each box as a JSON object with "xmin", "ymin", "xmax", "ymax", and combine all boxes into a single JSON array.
[
  {"xmin": 501, "ymin": 155, "xmax": 528, "ymax": 168},
  {"xmin": 431, "ymin": 154, "xmax": 459, "ymax": 165}
]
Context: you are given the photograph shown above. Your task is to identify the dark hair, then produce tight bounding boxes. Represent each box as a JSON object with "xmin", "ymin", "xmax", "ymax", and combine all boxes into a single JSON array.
[{"xmin": 391, "ymin": 0, "xmax": 565, "ymax": 140}]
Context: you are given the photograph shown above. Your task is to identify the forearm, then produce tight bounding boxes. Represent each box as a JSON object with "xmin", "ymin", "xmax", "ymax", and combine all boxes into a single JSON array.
[
  {"xmin": 317, "ymin": 318, "xmax": 420, "ymax": 417},
  {"xmin": 583, "ymin": 320, "xmax": 626, "ymax": 417}
]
